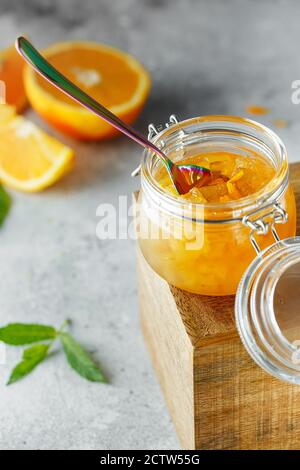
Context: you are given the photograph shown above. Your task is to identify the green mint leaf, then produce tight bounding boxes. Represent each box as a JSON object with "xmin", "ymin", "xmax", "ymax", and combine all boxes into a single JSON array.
[
  {"xmin": 60, "ymin": 332, "xmax": 106, "ymax": 383},
  {"xmin": 7, "ymin": 343, "xmax": 50, "ymax": 385},
  {"xmin": 0, "ymin": 185, "xmax": 11, "ymax": 226},
  {"xmin": 0, "ymin": 323, "xmax": 57, "ymax": 345}
]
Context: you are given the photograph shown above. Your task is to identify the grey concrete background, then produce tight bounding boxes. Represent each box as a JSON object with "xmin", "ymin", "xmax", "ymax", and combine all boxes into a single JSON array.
[{"xmin": 0, "ymin": 0, "xmax": 300, "ymax": 450}]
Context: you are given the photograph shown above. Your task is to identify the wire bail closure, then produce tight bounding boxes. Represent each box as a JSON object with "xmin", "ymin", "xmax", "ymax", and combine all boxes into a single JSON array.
[
  {"xmin": 131, "ymin": 115, "xmax": 179, "ymax": 178},
  {"xmin": 242, "ymin": 203, "xmax": 288, "ymax": 254}
]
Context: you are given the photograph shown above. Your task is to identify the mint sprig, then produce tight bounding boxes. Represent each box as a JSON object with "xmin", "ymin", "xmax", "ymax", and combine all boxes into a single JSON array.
[
  {"xmin": 7, "ymin": 344, "xmax": 50, "ymax": 385},
  {"xmin": 0, "ymin": 321, "xmax": 107, "ymax": 385},
  {"xmin": 0, "ymin": 323, "xmax": 56, "ymax": 345},
  {"xmin": 60, "ymin": 333, "xmax": 106, "ymax": 382}
]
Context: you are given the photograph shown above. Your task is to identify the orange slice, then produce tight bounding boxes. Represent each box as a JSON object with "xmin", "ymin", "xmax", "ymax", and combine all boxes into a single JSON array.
[
  {"xmin": 0, "ymin": 104, "xmax": 74, "ymax": 192},
  {"xmin": 0, "ymin": 43, "xmax": 28, "ymax": 112},
  {"xmin": 24, "ymin": 41, "xmax": 151, "ymax": 140}
]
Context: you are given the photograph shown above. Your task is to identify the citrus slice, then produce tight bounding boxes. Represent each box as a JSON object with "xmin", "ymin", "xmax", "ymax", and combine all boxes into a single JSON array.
[
  {"xmin": 0, "ymin": 43, "xmax": 27, "ymax": 112},
  {"xmin": 24, "ymin": 41, "xmax": 151, "ymax": 140},
  {"xmin": 0, "ymin": 104, "xmax": 74, "ymax": 192}
]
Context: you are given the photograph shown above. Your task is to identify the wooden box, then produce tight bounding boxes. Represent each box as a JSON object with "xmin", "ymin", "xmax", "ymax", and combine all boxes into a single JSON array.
[{"xmin": 136, "ymin": 162, "xmax": 300, "ymax": 450}]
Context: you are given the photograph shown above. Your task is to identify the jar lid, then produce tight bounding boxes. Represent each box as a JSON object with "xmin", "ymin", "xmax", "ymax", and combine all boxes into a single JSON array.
[{"xmin": 235, "ymin": 237, "xmax": 300, "ymax": 384}]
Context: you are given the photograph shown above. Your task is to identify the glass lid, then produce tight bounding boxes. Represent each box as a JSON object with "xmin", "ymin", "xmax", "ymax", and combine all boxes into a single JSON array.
[{"xmin": 235, "ymin": 237, "xmax": 300, "ymax": 384}]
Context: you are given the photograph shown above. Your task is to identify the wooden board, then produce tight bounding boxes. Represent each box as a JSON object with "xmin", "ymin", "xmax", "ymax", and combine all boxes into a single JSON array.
[{"xmin": 136, "ymin": 162, "xmax": 300, "ymax": 450}]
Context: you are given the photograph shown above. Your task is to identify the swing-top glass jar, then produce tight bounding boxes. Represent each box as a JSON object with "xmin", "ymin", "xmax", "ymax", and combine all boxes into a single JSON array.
[
  {"xmin": 137, "ymin": 115, "xmax": 296, "ymax": 296},
  {"xmin": 136, "ymin": 114, "xmax": 300, "ymax": 384}
]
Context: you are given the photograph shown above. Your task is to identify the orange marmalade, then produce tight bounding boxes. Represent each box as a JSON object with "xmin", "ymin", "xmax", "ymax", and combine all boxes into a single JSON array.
[
  {"xmin": 157, "ymin": 151, "xmax": 275, "ymax": 203},
  {"xmin": 138, "ymin": 116, "xmax": 297, "ymax": 296}
]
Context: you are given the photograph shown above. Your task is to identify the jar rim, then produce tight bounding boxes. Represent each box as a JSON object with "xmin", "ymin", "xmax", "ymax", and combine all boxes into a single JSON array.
[{"xmin": 141, "ymin": 115, "xmax": 289, "ymax": 222}]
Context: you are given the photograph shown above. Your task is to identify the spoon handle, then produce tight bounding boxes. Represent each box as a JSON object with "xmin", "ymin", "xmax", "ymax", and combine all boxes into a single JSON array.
[{"xmin": 16, "ymin": 36, "xmax": 165, "ymax": 160}]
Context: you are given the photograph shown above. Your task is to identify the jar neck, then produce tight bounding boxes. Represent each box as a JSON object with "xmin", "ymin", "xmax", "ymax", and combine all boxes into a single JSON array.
[{"xmin": 141, "ymin": 115, "xmax": 289, "ymax": 223}]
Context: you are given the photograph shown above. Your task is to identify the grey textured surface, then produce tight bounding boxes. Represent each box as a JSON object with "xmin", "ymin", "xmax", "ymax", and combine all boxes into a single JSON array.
[{"xmin": 0, "ymin": 0, "xmax": 300, "ymax": 450}]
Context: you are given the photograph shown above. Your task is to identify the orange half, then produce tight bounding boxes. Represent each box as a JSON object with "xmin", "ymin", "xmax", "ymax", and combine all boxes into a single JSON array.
[
  {"xmin": 0, "ymin": 43, "xmax": 27, "ymax": 112},
  {"xmin": 24, "ymin": 41, "xmax": 151, "ymax": 140}
]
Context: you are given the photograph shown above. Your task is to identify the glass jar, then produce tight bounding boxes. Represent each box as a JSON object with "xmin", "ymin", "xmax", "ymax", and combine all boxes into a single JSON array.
[
  {"xmin": 137, "ymin": 115, "xmax": 296, "ymax": 296},
  {"xmin": 136, "ymin": 114, "xmax": 300, "ymax": 384}
]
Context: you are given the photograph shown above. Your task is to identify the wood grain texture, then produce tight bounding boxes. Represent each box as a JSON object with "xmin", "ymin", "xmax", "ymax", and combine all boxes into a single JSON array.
[
  {"xmin": 194, "ymin": 337, "xmax": 300, "ymax": 450},
  {"xmin": 137, "ymin": 253, "xmax": 195, "ymax": 450},
  {"xmin": 136, "ymin": 162, "xmax": 300, "ymax": 450}
]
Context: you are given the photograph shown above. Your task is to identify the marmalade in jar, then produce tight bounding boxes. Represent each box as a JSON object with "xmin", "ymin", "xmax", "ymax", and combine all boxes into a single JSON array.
[
  {"xmin": 138, "ymin": 148, "xmax": 296, "ymax": 296},
  {"xmin": 157, "ymin": 151, "xmax": 275, "ymax": 202}
]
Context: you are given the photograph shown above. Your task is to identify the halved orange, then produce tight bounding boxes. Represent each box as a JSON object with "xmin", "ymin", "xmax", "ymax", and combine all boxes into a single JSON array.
[
  {"xmin": 24, "ymin": 41, "xmax": 151, "ymax": 140},
  {"xmin": 0, "ymin": 43, "xmax": 27, "ymax": 112},
  {"xmin": 0, "ymin": 104, "xmax": 74, "ymax": 192}
]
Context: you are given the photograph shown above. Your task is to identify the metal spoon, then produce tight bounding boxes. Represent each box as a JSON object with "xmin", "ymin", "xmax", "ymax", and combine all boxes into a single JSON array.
[{"xmin": 16, "ymin": 36, "xmax": 210, "ymax": 195}]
